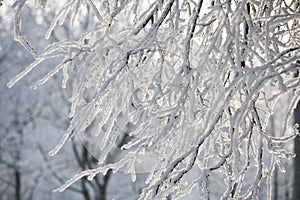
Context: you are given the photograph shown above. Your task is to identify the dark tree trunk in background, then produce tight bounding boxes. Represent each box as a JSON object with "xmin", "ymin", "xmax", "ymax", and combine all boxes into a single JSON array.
[
  {"xmin": 15, "ymin": 169, "xmax": 21, "ymax": 200},
  {"xmin": 293, "ymin": 59, "xmax": 300, "ymax": 200},
  {"xmin": 294, "ymin": 97, "xmax": 300, "ymax": 200},
  {"xmin": 293, "ymin": 2, "xmax": 300, "ymax": 199},
  {"xmin": 98, "ymin": 170, "xmax": 112, "ymax": 200}
]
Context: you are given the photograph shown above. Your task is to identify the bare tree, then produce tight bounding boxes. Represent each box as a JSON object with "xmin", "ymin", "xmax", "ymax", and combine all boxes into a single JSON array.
[{"xmin": 7, "ymin": 0, "xmax": 300, "ymax": 199}]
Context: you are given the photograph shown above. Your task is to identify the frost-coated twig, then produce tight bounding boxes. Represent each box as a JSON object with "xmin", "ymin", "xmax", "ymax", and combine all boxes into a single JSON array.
[
  {"xmin": 7, "ymin": 0, "xmax": 300, "ymax": 199},
  {"xmin": 13, "ymin": 0, "xmax": 37, "ymax": 57}
]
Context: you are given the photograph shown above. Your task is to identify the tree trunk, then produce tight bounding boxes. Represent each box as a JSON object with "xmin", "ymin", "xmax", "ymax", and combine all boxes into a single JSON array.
[
  {"xmin": 293, "ymin": 101, "xmax": 300, "ymax": 200},
  {"xmin": 15, "ymin": 168, "xmax": 21, "ymax": 200},
  {"xmin": 293, "ymin": 1, "xmax": 300, "ymax": 197}
]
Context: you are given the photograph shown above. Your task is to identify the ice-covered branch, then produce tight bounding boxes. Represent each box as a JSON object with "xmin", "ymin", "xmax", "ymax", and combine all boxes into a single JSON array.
[{"xmin": 7, "ymin": 0, "xmax": 300, "ymax": 199}]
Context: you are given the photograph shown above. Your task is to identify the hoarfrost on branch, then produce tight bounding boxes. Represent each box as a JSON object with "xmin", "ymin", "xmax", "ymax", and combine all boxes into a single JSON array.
[{"xmin": 8, "ymin": 0, "xmax": 300, "ymax": 199}]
